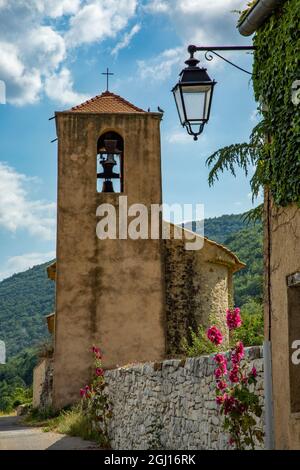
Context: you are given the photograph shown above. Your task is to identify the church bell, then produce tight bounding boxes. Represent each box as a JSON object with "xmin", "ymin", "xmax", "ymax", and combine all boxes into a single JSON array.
[{"xmin": 97, "ymin": 139, "xmax": 121, "ymax": 193}]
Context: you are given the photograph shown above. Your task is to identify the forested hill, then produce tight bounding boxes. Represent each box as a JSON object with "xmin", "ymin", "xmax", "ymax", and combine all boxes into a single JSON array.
[
  {"xmin": 184, "ymin": 213, "xmax": 247, "ymax": 244},
  {"xmin": 0, "ymin": 213, "xmax": 263, "ymax": 360},
  {"xmin": 222, "ymin": 223, "xmax": 263, "ymax": 306},
  {"xmin": 0, "ymin": 261, "xmax": 55, "ymax": 358}
]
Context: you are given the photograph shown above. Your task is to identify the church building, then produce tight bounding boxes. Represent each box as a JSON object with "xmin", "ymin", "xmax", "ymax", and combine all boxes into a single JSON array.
[{"xmin": 33, "ymin": 90, "xmax": 244, "ymax": 409}]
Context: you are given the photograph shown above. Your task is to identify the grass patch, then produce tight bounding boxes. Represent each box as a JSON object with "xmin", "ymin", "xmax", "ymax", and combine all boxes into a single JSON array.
[
  {"xmin": 23, "ymin": 405, "xmax": 108, "ymax": 447},
  {"xmin": 23, "ymin": 405, "xmax": 60, "ymax": 427},
  {"xmin": 0, "ymin": 411, "xmax": 16, "ymax": 417}
]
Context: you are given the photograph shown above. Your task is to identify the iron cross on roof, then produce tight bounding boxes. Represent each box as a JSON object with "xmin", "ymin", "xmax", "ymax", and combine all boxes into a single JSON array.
[{"xmin": 102, "ymin": 68, "xmax": 114, "ymax": 92}]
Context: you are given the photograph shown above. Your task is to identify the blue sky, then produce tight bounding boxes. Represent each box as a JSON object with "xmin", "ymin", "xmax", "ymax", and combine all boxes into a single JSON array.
[{"xmin": 0, "ymin": 0, "xmax": 261, "ymax": 280}]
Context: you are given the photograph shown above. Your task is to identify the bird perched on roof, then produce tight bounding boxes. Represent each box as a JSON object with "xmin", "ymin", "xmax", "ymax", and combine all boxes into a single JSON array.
[
  {"xmin": 148, "ymin": 107, "xmax": 151, "ymax": 112},
  {"xmin": 157, "ymin": 106, "xmax": 164, "ymax": 113}
]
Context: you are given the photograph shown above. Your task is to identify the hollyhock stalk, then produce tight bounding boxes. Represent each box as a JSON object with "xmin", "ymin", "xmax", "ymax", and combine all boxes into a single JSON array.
[
  {"xmin": 79, "ymin": 346, "xmax": 112, "ymax": 447},
  {"xmin": 206, "ymin": 309, "xmax": 264, "ymax": 450}
]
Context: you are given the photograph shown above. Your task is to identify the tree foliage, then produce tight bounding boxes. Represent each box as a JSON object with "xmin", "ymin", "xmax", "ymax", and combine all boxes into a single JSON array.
[
  {"xmin": 207, "ymin": 0, "xmax": 300, "ymax": 208},
  {"xmin": 206, "ymin": 120, "xmax": 269, "ymax": 206},
  {"xmin": 0, "ymin": 347, "xmax": 37, "ymax": 411},
  {"xmin": 252, "ymin": 0, "xmax": 300, "ymax": 207}
]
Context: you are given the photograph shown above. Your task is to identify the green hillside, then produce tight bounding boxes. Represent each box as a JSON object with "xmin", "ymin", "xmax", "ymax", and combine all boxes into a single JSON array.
[
  {"xmin": 185, "ymin": 213, "xmax": 247, "ymax": 244},
  {"xmin": 0, "ymin": 261, "xmax": 55, "ymax": 359},
  {"xmin": 204, "ymin": 213, "xmax": 248, "ymax": 244},
  {"xmin": 222, "ymin": 223, "xmax": 263, "ymax": 306}
]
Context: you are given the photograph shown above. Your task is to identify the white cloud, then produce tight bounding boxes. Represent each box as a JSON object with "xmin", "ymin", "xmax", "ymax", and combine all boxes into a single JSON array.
[
  {"xmin": 0, "ymin": 162, "xmax": 56, "ymax": 240},
  {"xmin": 23, "ymin": 26, "xmax": 66, "ymax": 71},
  {"xmin": 146, "ymin": 0, "xmax": 245, "ymax": 25},
  {"xmin": 0, "ymin": 251, "xmax": 56, "ymax": 281},
  {"xmin": 166, "ymin": 129, "xmax": 192, "ymax": 144},
  {"xmin": 175, "ymin": 0, "xmax": 244, "ymax": 17},
  {"xmin": 0, "ymin": 41, "xmax": 42, "ymax": 105},
  {"xmin": 65, "ymin": 0, "xmax": 138, "ymax": 47},
  {"xmin": 0, "ymin": 0, "xmax": 249, "ymax": 105},
  {"xmin": 138, "ymin": 47, "xmax": 183, "ymax": 81},
  {"xmin": 112, "ymin": 23, "xmax": 141, "ymax": 57},
  {"xmin": 0, "ymin": 1, "xmax": 138, "ymax": 106},
  {"xmin": 45, "ymin": 67, "xmax": 89, "ymax": 106},
  {"xmin": 39, "ymin": 0, "xmax": 81, "ymax": 18},
  {"xmin": 144, "ymin": 0, "xmax": 168, "ymax": 13},
  {"xmin": 139, "ymin": 0, "xmax": 246, "ymax": 81}
]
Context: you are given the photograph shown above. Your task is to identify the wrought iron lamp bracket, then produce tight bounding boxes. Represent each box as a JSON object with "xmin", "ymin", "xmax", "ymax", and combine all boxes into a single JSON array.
[{"xmin": 188, "ymin": 45, "xmax": 255, "ymax": 76}]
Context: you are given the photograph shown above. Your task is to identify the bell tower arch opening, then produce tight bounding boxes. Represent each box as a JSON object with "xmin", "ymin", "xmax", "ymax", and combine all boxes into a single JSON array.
[{"xmin": 97, "ymin": 131, "xmax": 124, "ymax": 193}]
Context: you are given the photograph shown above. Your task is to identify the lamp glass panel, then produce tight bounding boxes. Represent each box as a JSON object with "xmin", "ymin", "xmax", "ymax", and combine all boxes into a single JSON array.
[
  {"xmin": 182, "ymin": 85, "xmax": 212, "ymax": 121},
  {"xmin": 204, "ymin": 86, "xmax": 213, "ymax": 120},
  {"xmin": 174, "ymin": 86, "xmax": 185, "ymax": 124}
]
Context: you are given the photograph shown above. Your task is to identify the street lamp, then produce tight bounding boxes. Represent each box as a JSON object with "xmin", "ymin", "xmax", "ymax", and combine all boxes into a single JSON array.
[
  {"xmin": 172, "ymin": 46, "xmax": 216, "ymax": 141},
  {"xmin": 173, "ymin": 45, "xmax": 255, "ymax": 140}
]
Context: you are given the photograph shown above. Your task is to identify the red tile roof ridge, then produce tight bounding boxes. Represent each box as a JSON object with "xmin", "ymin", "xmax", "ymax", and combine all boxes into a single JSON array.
[{"xmin": 69, "ymin": 90, "xmax": 145, "ymax": 113}]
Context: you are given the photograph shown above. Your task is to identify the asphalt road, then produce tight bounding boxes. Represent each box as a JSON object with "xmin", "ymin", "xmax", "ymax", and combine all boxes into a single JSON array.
[{"xmin": 0, "ymin": 415, "xmax": 100, "ymax": 450}]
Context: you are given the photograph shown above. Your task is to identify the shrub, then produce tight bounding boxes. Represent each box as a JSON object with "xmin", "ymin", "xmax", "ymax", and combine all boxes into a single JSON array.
[
  {"xmin": 207, "ymin": 308, "xmax": 264, "ymax": 450},
  {"xmin": 183, "ymin": 301, "xmax": 264, "ymax": 357},
  {"xmin": 53, "ymin": 406, "xmax": 101, "ymax": 442},
  {"xmin": 232, "ymin": 300, "xmax": 264, "ymax": 347},
  {"xmin": 79, "ymin": 346, "xmax": 112, "ymax": 448},
  {"xmin": 182, "ymin": 325, "xmax": 219, "ymax": 357}
]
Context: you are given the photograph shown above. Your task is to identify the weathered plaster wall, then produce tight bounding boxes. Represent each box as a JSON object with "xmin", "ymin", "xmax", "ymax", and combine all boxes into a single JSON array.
[
  {"xmin": 105, "ymin": 347, "xmax": 264, "ymax": 450},
  {"xmin": 53, "ymin": 112, "xmax": 166, "ymax": 409},
  {"xmin": 164, "ymin": 232, "xmax": 242, "ymax": 356},
  {"xmin": 265, "ymin": 199, "xmax": 300, "ymax": 449},
  {"xmin": 33, "ymin": 358, "xmax": 53, "ymax": 409}
]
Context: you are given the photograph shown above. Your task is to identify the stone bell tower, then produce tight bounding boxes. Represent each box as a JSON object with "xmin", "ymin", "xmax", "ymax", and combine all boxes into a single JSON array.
[{"xmin": 53, "ymin": 91, "xmax": 166, "ymax": 408}]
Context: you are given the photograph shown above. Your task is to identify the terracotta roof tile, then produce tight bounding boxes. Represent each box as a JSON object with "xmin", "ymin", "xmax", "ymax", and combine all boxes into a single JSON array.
[{"xmin": 68, "ymin": 91, "xmax": 146, "ymax": 114}]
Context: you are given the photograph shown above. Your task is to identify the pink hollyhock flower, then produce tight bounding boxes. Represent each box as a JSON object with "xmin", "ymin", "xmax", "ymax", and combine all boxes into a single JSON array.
[
  {"xmin": 80, "ymin": 388, "xmax": 86, "ymax": 398},
  {"xmin": 220, "ymin": 362, "xmax": 227, "ymax": 374},
  {"xmin": 214, "ymin": 367, "xmax": 223, "ymax": 379},
  {"xmin": 238, "ymin": 403, "xmax": 248, "ymax": 413},
  {"xmin": 217, "ymin": 380, "xmax": 228, "ymax": 391},
  {"xmin": 229, "ymin": 437, "xmax": 235, "ymax": 446},
  {"xmin": 231, "ymin": 341, "xmax": 245, "ymax": 365},
  {"xmin": 91, "ymin": 346, "xmax": 102, "ymax": 358},
  {"xmin": 229, "ymin": 365, "xmax": 240, "ymax": 383},
  {"xmin": 242, "ymin": 376, "xmax": 248, "ymax": 384},
  {"xmin": 207, "ymin": 326, "xmax": 223, "ymax": 345},
  {"xmin": 214, "ymin": 353, "xmax": 227, "ymax": 365},
  {"xmin": 95, "ymin": 368, "xmax": 104, "ymax": 377},
  {"xmin": 226, "ymin": 307, "xmax": 242, "ymax": 330},
  {"xmin": 216, "ymin": 395, "xmax": 224, "ymax": 405},
  {"xmin": 223, "ymin": 395, "xmax": 237, "ymax": 415},
  {"xmin": 250, "ymin": 366, "xmax": 257, "ymax": 378}
]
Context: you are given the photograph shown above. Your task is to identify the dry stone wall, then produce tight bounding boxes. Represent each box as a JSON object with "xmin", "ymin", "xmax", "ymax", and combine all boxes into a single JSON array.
[{"xmin": 105, "ymin": 347, "xmax": 264, "ymax": 450}]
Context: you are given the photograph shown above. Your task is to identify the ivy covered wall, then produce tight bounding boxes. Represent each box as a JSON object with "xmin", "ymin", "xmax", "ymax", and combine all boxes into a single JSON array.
[{"xmin": 252, "ymin": 0, "xmax": 300, "ymax": 206}]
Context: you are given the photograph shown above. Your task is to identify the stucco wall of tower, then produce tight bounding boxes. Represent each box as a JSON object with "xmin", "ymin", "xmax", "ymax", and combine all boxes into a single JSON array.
[
  {"xmin": 265, "ymin": 197, "xmax": 300, "ymax": 449},
  {"xmin": 53, "ymin": 112, "xmax": 166, "ymax": 409},
  {"xmin": 164, "ymin": 231, "xmax": 240, "ymax": 356}
]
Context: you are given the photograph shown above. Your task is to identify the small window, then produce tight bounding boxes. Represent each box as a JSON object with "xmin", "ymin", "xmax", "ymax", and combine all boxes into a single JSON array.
[
  {"xmin": 287, "ymin": 272, "xmax": 300, "ymax": 414},
  {"xmin": 97, "ymin": 132, "xmax": 124, "ymax": 193}
]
